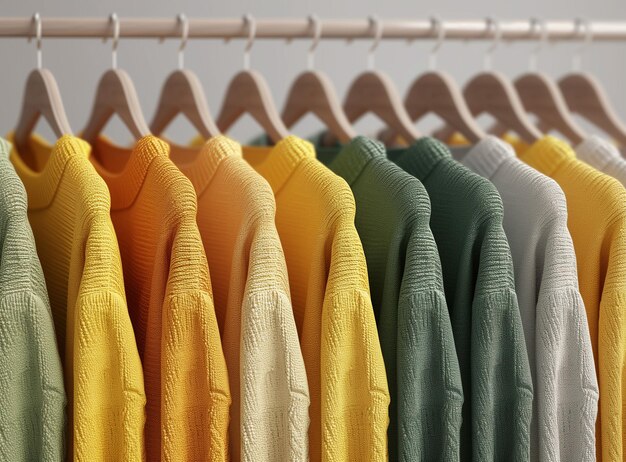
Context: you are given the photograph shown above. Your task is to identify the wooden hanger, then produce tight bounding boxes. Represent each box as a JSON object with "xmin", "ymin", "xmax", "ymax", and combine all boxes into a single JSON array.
[
  {"xmin": 150, "ymin": 14, "xmax": 219, "ymax": 139},
  {"xmin": 504, "ymin": 19, "xmax": 586, "ymax": 144},
  {"xmin": 343, "ymin": 16, "xmax": 420, "ymax": 144},
  {"xmin": 216, "ymin": 15, "xmax": 289, "ymax": 144},
  {"xmin": 453, "ymin": 18, "xmax": 543, "ymax": 144},
  {"xmin": 281, "ymin": 15, "xmax": 356, "ymax": 143},
  {"xmin": 14, "ymin": 14, "xmax": 72, "ymax": 153},
  {"xmin": 82, "ymin": 14, "xmax": 150, "ymax": 144},
  {"xmin": 556, "ymin": 19, "xmax": 626, "ymax": 145},
  {"xmin": 404, "ymin": 18, "xmax": 485, "ymax": 143}
]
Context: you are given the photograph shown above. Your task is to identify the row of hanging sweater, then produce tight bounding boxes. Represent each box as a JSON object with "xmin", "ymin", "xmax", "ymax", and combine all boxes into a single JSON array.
[{"xmin": 4, "ymin": 17, "xmax": 626, "ymax": 462}]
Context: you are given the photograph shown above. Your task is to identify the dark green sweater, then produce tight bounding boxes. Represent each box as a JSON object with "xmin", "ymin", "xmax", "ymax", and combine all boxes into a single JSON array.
[
  {"xmin": 388, "ymin": 138, "xmax": 533, "ymax": 461},
  {"xmin": 316, "ymin": 136, "xmax": 463, "ymax": 461}
]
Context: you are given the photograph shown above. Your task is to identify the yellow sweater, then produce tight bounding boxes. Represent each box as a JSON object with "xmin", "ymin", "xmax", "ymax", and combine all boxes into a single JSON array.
[
  {"xmin": 8, "ymin": 134, "xmax": 146, "ymax": 460},
  {"xmin": 520, "ymin": 136, "xmax": 626, "ymax": 462},
  {"xmin": 89, "ymin": 136, "xmax": 230, "ymax": 461},
  {"xmin": 242, "ymin": 136, "xmax": 389, "ymax": 462},
  {"xmin": 171, "ymin": 136, "xmax": 310, "ymax": 461}
]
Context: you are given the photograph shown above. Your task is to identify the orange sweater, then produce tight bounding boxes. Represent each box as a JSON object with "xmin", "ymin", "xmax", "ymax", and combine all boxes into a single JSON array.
[
  {"xmin": 89, "ymin": 136, "xmax": 230, "ymax": 461},
  {"xmin": 8, "ymin": 134, "xmax": 146, "ymax": 460},
  {"xmin": 521, "ymin": 137, "xmax": 626, "ymax": 462},
  {"xmin": 171, "ymin": 136, "xmax": 309, "ymax": 461}
]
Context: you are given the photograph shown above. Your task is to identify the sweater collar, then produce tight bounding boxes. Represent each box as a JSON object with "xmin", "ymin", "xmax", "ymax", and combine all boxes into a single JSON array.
[
  {"xmin": 387, "ymin": 137, "xmax": 451, "ymax": 180},
  {"xmin": 317, "ymin": 136, "xmax": 384, "ymax": 186},
  {"xmin": 89, "ymin": 135, "xmax": 170, "ymax": 210},
  {"xmin": 242, "ymin": 135, "xmax": 315, "ymax": 194},
  {"xmin": 6, "ymin": 132, "xmax": 91, "ymax": 210},
  {"xmin": 462, "ymin": 136, "xmax": 515, "ymax": 179},
  {"xmin": 575, "ymin": 135, "xmax": 621, "ymax": 171},
  {"xmin": 519, "ymin": 136, "xmax": 575, "ymax": 177},
  {"xmin": 170, "ymin": 135, "xmax": 241, "ymax": 197}
]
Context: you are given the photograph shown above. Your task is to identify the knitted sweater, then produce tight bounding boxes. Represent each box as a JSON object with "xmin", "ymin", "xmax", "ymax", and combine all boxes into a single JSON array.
[
  {"xmin": 89, "ymin": 136, "xmax": 230, "ymax": 461},
  {"xmin": 170, "ymin": 136, "xmax": 309, "ymax": 462},
  {"xmin": 0, "ymin": 137, "xmax": 65, "ymax": 461},
  {"xmin": 388, "ymin": 138, "xmax": 533, "ymax": 461},
  {"xmin": 315, "ymin": 136, "xmax": 463, "ymax": 461},
  {"xmin": 520, "ymin": 136, "xmax": 626, "ymax": 462},
  {"xmin": 576, "ymin": 135, "xmax": 626, "ymax": 187},
  {"xmin": 453, "ymin": 137, "xmax": 598, "ymax": 461},
  {"xmin": 8, "ymin": 134, "xmax": 146, "ymax": 460},
  {"xmin": 243, "ymin": 136, "xmax": 389, "ymax": 462}
]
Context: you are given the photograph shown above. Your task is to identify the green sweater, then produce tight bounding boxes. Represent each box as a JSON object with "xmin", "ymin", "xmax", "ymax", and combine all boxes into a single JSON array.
[
  {"xmin": 316, "ymin": 136, "xmax": 463, "ymax": 461},
  {"xmin": 388, "ymin": 138, "xmax": 533, "ymax": 461},
  {"xmin": 0, "ymin": 137, "xmax": 66, "ymax": 461}
]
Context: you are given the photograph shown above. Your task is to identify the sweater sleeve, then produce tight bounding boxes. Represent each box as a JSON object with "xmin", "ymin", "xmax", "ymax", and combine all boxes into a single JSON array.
[
  {"xmin": 398, "ymin": 289, "xmax": 463, "ymax": 461},
  {"xmin": 73, "ymin": 290, "xmax": 146, "ymax": 461},
  {"xmin": 241, "ymin": 290, "xmax": 310, "ymax": 461},
  {"xmin": 322, "ymin": 288, "xmax": 390, "ymax": 462},
  {"xmin": 535, "ymin": 286, "xmax": 598, "ymax": 461},
  {"xmin": 472, "ymin": 287, "xmax": 534, "ymax": 461},
  {"xmin": 161, "ymin": 290, "xmax": 231, "ymax": 461},
  {"xmin": 0, "ymin": 292, "xmax": 66, "ymax": 462}
]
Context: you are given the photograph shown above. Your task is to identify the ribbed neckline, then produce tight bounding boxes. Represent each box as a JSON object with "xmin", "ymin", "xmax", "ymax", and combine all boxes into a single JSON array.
[
  {"xmin": 0, "ymin": 137, "xmax": 11, "ymax": 160},
  {"xmin": 387, "ymin": 137, "xmax": 451, "ymax": 181},
  {"xmin": 170, "ymin": 135, "xmax": 241, "ymax": 197},
  {"xmin": 519, "ymin": 136, "xmax": 575, "ymax": 177},
  {"xmin": 6, "ymin": 132, "xmax": 90, "ymax": 210},
  {"xmin": 89, "ymin": 135, "xmax": 169, "ymax": 210},
  {"xmin": 327, "ymin": 136, "xmax": 385, "ymax": 186},
  {"xmin": 242, "ymin": 135, "xmax": 315, "ymax": 194},
  {"xmin": 463, "ymin": 136, "xmax": 515, "ymax": 180},
  {"xmin": 575, "ymin": 135, "xmax": 620, "ymax": 171}
]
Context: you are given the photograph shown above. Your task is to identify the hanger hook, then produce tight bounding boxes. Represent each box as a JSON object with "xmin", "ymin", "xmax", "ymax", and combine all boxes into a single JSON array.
[
  {"xmin": 106, "ymin": 13, "xmax": 120, "ymax": 69},
  {"xmin": 30, "ymin": 13, "xmax": 43, "ymax": 69},
  {"xmin": 242, "ymin": 14, "xmax": 256, "ymax": 71},
  {"xmin": 307, "ymin": 14, "xmax": 322, "ymax": 71},
  {"xmin": 529, "ymin": 18, "xmax": 548, "ymax": 72},
  {"xmin": 483, "ymin": 17, "xmax": 501, "ymax": 71},
  {"xmin": 573, "ymin": 18, "xmax": 592, "ymax": 72},
  {"xmin": 367, "ymin": 16, "xmax": 383, "ymax": 71},
  {"xmin": 428, "ymin": 16, "xmax": 446, "ymax": 71},
  {"xmin": 177, "ymin": 13, "xmax": 189, "ymax": 70}
]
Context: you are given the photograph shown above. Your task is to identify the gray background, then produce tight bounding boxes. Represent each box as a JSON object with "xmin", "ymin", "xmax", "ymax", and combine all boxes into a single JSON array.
[{"xmin": 2, "ymin": 0, "xmax": 626, "ymax": 144}]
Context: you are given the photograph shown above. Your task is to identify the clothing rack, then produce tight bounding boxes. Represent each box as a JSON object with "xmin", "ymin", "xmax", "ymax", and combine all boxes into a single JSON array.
[{"xmin": 0, "ymin": 17, "xmax": 625, "ymax": 42}]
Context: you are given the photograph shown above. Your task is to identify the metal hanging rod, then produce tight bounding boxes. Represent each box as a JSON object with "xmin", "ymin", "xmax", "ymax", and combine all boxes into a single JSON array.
[{"xmin": 0, "ymin": 17, "xmax": 625, "ymax": 41}]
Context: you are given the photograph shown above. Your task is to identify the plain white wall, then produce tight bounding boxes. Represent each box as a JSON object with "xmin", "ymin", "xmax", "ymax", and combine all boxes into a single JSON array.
[{"xmin": 2, "ymin": 0, "xmax": 626, "ymax": 143}]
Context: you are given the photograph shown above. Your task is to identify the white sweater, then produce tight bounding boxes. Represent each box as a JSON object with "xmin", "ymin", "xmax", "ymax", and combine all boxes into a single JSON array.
[
  {"xmin": 451, "ymin": 136, "xmax": 598, "ymax": 462},
  {"xmin": 576, "ymin": 135, "xmax": 626, "ymax": 186}
]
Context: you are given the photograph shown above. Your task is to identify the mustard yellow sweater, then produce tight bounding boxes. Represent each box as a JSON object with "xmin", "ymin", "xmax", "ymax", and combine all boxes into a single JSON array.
[
  {"xmin": 8, "ymin": 134, "xmax": 146, "ymax": 460},
  {"xmin": 242, "ymin": 136, "xmax": 389, "ymax": 461},
  {"xmin": 521, "ymin": 137, "xmax": 626, "ymax": 462}
]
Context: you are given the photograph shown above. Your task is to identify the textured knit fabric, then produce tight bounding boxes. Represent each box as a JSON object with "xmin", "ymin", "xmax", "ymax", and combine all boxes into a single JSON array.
[
  {"xmin": 452, "ymin": 137, "xmax": 598, "ymax": 461},
  {"xmin": 576, "ymin": 135, "xmax": 626, "ymax": 187},
  {"xmin": 242, "ymin": 136, "xmax": 389, "ymax": 462},
  {"xmin": 8, "ymin": 134, "xmax": 146, "ymax": 461},
  {"xmin": 388, "ymin": 138, "xmax": 534, "ymax": 461},
  {"xmin": 170, "ymin": 136, "xmax": 309, "ymax": 462},
  {"xmin": 89, "ymin": 136, "xmax": 230, "ymax": 461},
  {"xmin": 520, "ymin": 136, "xmax": 626, "ymax": 462},
  {"xmin": 314, "ymin": 136, "xmax": 463, "ymax": 461},
  {"xmin": 0, "ymin": 137, "xmax": 65, "ymax": 461}
]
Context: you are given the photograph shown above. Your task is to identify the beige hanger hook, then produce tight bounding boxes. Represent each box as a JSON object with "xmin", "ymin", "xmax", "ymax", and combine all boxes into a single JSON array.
[
  {"xmin": 29, "ymin": 13, "xmax": 43, "ymax": 69},
  {"xmin": 307, "ymin": 14, "xmax": 322, "ymax": 71},
  {"xmin": 428, "ymin": 16, "xmax": 446, "ymax": 71},
  {"xmin": 483, "ymin": 17, "xmax": 501, "ymax": 71},
  {"xmin": 573, "ymin": 18, "xmax": 593, "ymax": 72},
  {"xmin": 177, "ymin": 13, "xmax": 189, "ymax": 70},
  {"xmin": 106, "ymin": 13, "xmax": 120, "ymax": 69},
  {"xmin": 367, "ymin": 16, "xmax": 383, "ymax": 71},
  {"xmin": 242, "ymin": 14, "xmax": 256, "ymax": 71},
  {"xmin": 529, "ymin": 18, "xmax": 549, "ymax": 72}
]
